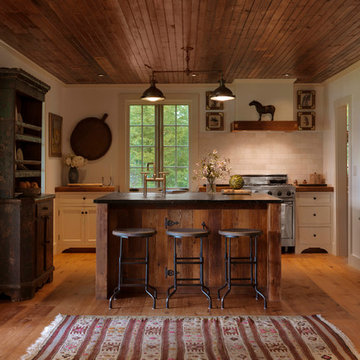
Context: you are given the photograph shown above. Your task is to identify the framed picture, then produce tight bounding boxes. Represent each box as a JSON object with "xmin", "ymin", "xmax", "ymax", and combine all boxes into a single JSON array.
[
  {"xmin": 206, "ymin": 112, "xmax": 224, "ymax": 131},
  {"xmin": 49, "ymin": 113, "xmax": 62, "ymax": 157},
  {"xmin": 297, "ymin": 90, "xmax": 315, "ymax": 109},
  {"xmin": 206, "ymin": 91, "xmax": 224, "ymax": 110},
  {"xmin": 297, "ymin": 111, "xmax": 315, "ymax": 130}
]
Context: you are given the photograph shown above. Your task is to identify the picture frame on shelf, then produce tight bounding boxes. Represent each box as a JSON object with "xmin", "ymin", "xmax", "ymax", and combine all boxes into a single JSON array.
[
  {"xmin": 49, "ymin": 113, "xmax": 62, "ymax": 157},
  {"xmin": 297, "ymin": 90, "xmax": 315, "ymax": 109},
  {"xmin": 206, "ymin": 112, "xmax": 224, "ymax": 131},
  {"xmin": 297, "ymin": 111, "xmax": 315, "ymax": 130},
  {"xmin": 206, "ymin": 91, "xmax": 224, "ymax": 110}
]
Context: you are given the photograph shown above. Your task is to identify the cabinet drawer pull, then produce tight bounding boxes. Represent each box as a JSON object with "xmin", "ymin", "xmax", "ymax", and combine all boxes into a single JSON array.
[
  {"xmin": 81, "ymin": 211, "xmax": 84, "ymax": 214},
  {"xmin": 85, "ymin": 211, "xmax": 88, "ymax": 214},
  {"xmin": 313, "ymin": 234, "xmax": 317, "ymax": 237},
  {"xmin": 313, "ymin": 213, "xmax": 316, "ymax": 216},
  {"xmin": 313, "ymin": 197, "xmax": 317, "ymax": 200},
  {"xmin": 83, "ymin": 197, "xmax": 86, "ymax": 200}
]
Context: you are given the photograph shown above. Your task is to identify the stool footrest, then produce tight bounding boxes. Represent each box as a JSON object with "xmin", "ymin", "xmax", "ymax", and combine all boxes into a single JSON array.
[
  {"xmin": 177, "ymin": 278, "xmax": 201, "ymax": 282},
  {"xmin": 176, "ymin": 261, "xmax": 202, "ymax": 265},
  {"xmin": 175, "ymin": 283, "xmax": 204, "ymax": 286},
  {"xmin": 230, "ymin": 260, "xmax": 254, "ymax": 265},
  {"xmin": 176, "ymin": 256, "xmax": 202, "ymax": 260}
]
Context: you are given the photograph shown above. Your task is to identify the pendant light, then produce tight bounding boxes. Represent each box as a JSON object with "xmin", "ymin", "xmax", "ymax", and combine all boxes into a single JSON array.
[
  {"xmin": 141, "ymin": 73, "xmax": 165, "ymax": 102},
  {"xmin": 140, "ymin": 47, "xmax": 235, "ymax": 102},
  {"xmin": 210, "ymin": 76, "xmax": 235, "ymax": 101}
]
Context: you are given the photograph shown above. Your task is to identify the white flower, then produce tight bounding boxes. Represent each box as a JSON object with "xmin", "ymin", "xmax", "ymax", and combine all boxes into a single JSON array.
[{"xmin": 64, "ymin": 153, "xmax": 87, "ymax": 168}]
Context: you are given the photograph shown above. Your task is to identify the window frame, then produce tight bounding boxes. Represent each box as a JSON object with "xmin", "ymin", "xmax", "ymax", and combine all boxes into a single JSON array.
[{"xmin": 125, "ymin": 97, "xmax": 197, "ymax": 191}]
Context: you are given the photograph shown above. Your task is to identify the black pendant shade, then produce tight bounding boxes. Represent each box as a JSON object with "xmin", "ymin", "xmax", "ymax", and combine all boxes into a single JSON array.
[
  {"xmin": 141, "ymin": 79, "xmax": 165, "ymax": 102},
  {"xmin": 210, "ymin": 78, "xmax": 235, "ymax": 102}
]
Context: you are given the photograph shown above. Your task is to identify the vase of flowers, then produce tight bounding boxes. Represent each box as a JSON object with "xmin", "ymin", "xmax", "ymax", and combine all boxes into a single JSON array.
[
  {"xmin": 193, "ymin": 149, "xmax": 231, "ymax": 193},
  {"xmin": 64, "ymin": 153, "xmax": 87, "ymax": 184}
]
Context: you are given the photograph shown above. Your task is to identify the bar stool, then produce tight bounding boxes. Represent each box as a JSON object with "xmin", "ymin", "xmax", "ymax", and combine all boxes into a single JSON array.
[
  {"xmin": 166, "ymin": 228, "xmax": 212, "ymax": 309},
  {"xmin": 217, "ymin": 228, "xmax": 267, "ymax": 309},
  {"xmin": 109, "ymin": 228, "xmax": 157, "ymax": 309}
]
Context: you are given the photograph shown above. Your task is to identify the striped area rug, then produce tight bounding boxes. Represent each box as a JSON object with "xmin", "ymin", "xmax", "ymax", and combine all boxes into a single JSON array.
[{"xmin": 22, "ymin": 314, "xmax": 359, "ymax": 359}]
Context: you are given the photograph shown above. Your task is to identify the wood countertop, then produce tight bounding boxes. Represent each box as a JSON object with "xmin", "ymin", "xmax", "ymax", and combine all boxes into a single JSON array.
[
  {"xmin": 295, "ymin": 185, "xmax": 334, "ymax": 192},
  {"xmin": 94, "ymin": 191, "xmax": 282, "ymax": 205},
  {"xmin": 55, "ymin": 185, "xmax": 115, "ymax": 192}
]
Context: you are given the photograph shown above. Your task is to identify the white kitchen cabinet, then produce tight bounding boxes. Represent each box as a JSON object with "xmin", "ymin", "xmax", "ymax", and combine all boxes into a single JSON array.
[
  {"xmin": 55, "ymin": 191, "xmax": 109, "ymax": 253},
  {"xmin": 296, "ymin": 191, "xmax": 333, "ymax": 254}
]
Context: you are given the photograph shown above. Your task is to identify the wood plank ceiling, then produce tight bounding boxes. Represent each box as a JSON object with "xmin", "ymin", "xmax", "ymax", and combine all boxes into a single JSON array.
[{"xmin": 1, "ymin": 0, "xmax": 360, "ymax": 84}]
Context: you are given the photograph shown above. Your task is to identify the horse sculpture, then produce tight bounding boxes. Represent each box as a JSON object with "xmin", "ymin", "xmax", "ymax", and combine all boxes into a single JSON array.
[{"xmin": 249, "ymin": 100, "xmax": 275, "ymax": 121}]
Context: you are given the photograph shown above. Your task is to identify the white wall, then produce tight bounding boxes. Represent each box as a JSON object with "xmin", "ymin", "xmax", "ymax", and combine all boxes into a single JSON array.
[
  {"xmin": 1, "ymin": 40, "xmax": 328, "ymax": 195},
  {"xmin": 0, "ymin": 41, "xmax": 64, "ymax": 193},
  {"xmin": 324, "ymin": 61, "xmax": 360, "ymax": 269}
]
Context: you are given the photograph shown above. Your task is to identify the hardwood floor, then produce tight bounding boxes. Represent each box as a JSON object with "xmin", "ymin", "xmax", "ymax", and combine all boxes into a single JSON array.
[{"xmin": 1, "ymin": 253, "xmax": 360, "ymax": 358}]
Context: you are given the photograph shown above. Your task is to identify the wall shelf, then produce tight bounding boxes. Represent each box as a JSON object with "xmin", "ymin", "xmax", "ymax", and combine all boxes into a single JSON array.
[{"xmin": 231, "ymin": 121, "xmax": 299, "ymax": 132}]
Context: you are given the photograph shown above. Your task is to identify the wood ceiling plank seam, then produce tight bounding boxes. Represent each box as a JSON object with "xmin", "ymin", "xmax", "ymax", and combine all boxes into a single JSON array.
[
  {"xmin": 213, "ymin": 0, "xmax": 248, "ymax": 82},
  {"xmin": 144, "ymin": 0, "xmax": 170, "ymax": 82},
  {"xmin": 258, "ymin": 0, "xmax": 330, "ymax": 79},
  {"xmin": 107, "ymin": 2, "xmax": 143, "ymax": 83},
  {"xmin": 139, "ymin": 0, "xmax": 163, "ymax": 78},
  {"xmin": 153, "ymin": 0, "xmax": 172, "ymax": 83},
  {"xmin": 242, "ymin": 2, "xmax": 316, "ymax": 78},
  {"xmin": 233, "ymin": 0, "xmax": 285, "ymax": 79},
  {"xmin": 79, "ymin": 0, "xmax": 128, "ymax": 83},
  {"xmin": 113, "ymin": 0, "xmax": 153, "ymax": 83},
  {"xmin": 261, "ymin": 0, "xmax": 347, "ymax": 80},
  {"xmin": 241, "ymin": 0, "xmax": 293, "ymax": 78},
  {"xmin": 221, "ymin": 0, "xmax": 259, "ymax": 80},
  {"xmin": 197, "ymin": 0, "xmax": 222, "ymax": 82},
  {"xmin": 238, "ymin": 0, "xmax": 307, "ymax": 79},
  {"xmin": 225, "ymin": 0, "xmax": 268, "ymax": 80},
  {"xmin": 206, "ymin": 0, "xmax": 229, "ymax": 81},
  {"xmin": 162, "ymin": 0, "xmax": 178, "ymax": 83},
  {"xmin": 35, "ymin": 0, "xmax": 111, "ymax": 83},
  {"xmin": 104, "ymin": 0, "xmax": 140, "ymax": 83},
  {"xmin": 172, "ymin": 0, "xmax": 185, "ymax": 83},
  {"xmin": 305, "ymin": 37, "xmax": 360, "ymax": 83},
  {"xmin": 120, "ymin": 0, "xmax": 155, "ymax": 83},
  {"xmin": 130, "ymin": 0, "xmax": 162, "ymax": 81},
  {"xmin": 293, "ymin": 3, "xmax": 360, "ymax": 76},
  {"xmin": 191, "ymin": 0, "xmax": 209, "ymax": 83}
]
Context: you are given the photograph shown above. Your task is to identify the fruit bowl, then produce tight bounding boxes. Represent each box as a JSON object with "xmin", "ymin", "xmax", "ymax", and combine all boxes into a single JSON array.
[{"xmin": 16, "ymin": 187, "xmax": 41, "ymax": 197}]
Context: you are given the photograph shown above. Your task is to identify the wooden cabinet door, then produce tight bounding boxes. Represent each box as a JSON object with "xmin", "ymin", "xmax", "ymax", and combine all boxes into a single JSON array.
[{"xmin": 84, "ymin": 206, "xmax": 97, "ymax": 245}]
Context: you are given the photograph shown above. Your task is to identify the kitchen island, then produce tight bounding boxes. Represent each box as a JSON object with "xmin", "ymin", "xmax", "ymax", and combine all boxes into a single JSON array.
[{"xmin": 94, "ymin": 192, "xmax": 282, "ymax": 302}]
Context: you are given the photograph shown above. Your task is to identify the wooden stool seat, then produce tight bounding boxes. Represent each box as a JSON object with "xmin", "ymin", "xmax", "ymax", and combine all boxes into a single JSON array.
[
  {"xmin": 109, "ymin": 227, "xmax": 157, "ymax": 309},
  {"xmin": 219, "ymin": 228, "xmax": 262, "ymax": 237},
  {"xmin": 112, "ymin": 228, "xmax": 156, "ymax": 238},
  {"xmin": 166, "ymin": 228, "xmax": 209, "ymax": 238}
]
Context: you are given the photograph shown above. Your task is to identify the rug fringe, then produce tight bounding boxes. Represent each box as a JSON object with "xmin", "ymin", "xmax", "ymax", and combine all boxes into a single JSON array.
[
  {"xmin": 21, "ymin": 314, "xmax": 66, "ymax": 360},
  {"xmin": 316, "ymin": 314, "xmax": 360, "ymax": 358}
]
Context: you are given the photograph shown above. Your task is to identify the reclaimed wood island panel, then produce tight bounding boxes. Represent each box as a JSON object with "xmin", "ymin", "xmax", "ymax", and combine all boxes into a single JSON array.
[{"xmin": 94, "ymin": 192, "xmax": 282, "ymax": 302}]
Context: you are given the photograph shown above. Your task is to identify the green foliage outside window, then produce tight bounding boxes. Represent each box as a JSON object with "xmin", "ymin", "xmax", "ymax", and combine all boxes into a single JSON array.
[{"xmin": 129, "ymin": 104, "xmax": 189, "ymax": 189}]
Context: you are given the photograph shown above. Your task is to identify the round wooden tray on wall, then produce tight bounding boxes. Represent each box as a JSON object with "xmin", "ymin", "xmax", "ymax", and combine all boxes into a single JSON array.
[{"xmin": 70, "ymin": 113, "xmax": 112, "ymax": 160}]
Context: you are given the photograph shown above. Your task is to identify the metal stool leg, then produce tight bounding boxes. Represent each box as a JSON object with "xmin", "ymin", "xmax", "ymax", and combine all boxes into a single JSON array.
[
  {"xmin": 109, "ymin": 236, "xmax": 124, "ymax": 309},
  {"xmin": 220, "ymin": 236, "xmax": 232, "ymax": 309},
  {"xmin": 199, "ymin": 236, "xmax": 212, "ymax": 309},
  {"xmin": 253, "ymin": 235, "xmax": 267, "ymax": 309},
  {"xmin": 144, "ymin": 236, "xmax": 157, "ymax": 309},
  {"xmin": 166, "ymin": 236, "xmax": 178, "ymax": 308},
  {"xmin": 217, "ymin": 237, "xmax": 228, "ymax": 299}
]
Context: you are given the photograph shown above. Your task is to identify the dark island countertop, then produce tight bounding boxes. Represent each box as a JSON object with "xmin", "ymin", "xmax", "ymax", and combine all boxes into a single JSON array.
[{"xmin": 94, "ymin": 191, "xmax": 282, "ymax": 205}]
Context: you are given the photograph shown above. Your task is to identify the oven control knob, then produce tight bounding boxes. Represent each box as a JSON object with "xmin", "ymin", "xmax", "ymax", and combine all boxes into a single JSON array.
[
  {"xmin": 287, "ymin": 191, "xmax": 292, "ymax": 196},
  {"xmin": 277, "ymin": 191, "xmax": 282, "ymax": 196},
  {"xmin": 268, "ymin": 191, "xmax": 273, "ymax": 195}
]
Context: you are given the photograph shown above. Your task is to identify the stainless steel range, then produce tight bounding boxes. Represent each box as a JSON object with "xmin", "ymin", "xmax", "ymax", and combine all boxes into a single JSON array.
[{"xmin": 242, "ymin": 175, "xmax": 296, "ymax": 249}]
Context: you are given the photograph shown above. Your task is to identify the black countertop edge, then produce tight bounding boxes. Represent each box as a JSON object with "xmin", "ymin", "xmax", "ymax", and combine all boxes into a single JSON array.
[{"xmin": 93, "ymin": 192, "xmax": 282, "ymax": 204}]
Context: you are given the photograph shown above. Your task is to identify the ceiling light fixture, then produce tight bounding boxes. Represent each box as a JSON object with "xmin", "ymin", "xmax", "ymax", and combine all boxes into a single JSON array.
[{"xmin": 141, "ymin": 47, "xmax": 235, "ymax": 102}]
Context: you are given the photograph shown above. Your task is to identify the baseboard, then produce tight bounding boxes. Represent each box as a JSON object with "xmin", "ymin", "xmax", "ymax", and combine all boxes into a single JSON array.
[{"xmin": 348, "ymin": 254, "xmax": 360, "ymax": 270}]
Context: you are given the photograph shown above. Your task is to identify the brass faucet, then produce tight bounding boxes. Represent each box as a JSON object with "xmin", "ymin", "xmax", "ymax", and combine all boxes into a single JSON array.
[{"xmin": 141, "ymin": 162, "xmax": 167, "ymax": 196}]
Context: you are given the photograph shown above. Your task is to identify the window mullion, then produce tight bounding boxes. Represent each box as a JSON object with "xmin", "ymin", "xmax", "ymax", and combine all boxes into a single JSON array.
[{"xmin": 156, "ymin": 105, "xmax": 163, "ymax": 175}]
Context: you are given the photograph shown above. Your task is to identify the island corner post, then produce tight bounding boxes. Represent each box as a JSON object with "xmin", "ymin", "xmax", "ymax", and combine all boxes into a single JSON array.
[{"xmin": 95, "ymin": 192, "xmax": 282, "ymax": 303}]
